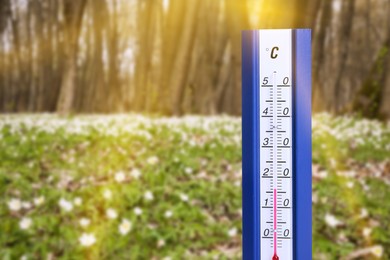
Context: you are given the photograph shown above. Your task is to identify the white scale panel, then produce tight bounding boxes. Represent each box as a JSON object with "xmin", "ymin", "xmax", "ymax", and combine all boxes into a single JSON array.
[{"xmin": 259, "ymin": 29, "xmax": 293, "ymax": 260}]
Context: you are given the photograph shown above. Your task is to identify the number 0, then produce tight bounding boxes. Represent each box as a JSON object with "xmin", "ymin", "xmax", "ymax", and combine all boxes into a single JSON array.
[
  {"xmin": 283, "ymin": 77, "xmax": 289, "ymax": 85},
  {"xmin": 283, "ymin": 108, "xmax": 289, "ymax": 115}
]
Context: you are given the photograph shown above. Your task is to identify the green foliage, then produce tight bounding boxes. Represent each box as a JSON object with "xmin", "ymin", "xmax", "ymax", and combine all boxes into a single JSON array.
[{"xmin": 0, "ymin": 114, "xmax": 389, "ymax": 259}]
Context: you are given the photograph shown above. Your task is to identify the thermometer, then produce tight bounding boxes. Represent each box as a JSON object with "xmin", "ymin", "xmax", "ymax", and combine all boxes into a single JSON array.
[{"xmin": 242, "ymin": 29, "xmax": 312, "ymax": 260}]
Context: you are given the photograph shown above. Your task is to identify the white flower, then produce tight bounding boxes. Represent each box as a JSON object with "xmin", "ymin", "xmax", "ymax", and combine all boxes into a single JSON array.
[
  {"xmin": 106, "ymin": 208, "xmax": 118, "ymax": 219},
  {"xmin": 8, "ymin": 198, "xmax": 22, "ymax": 211},
  {"xmin": 79, "ymin": 233, "xmax": 96, "ymax": 247},
  {"xmin": 362, "ymin": 227, "xmax": 372, "ymax": 238},
  {"xmin": 147, "ymin": 156, "xmax": 159, "ymax": 165},
  {"xmin": 33, "ymin": 196, "xmax": 45, "ymax": 206},
  {"xmin": 134, "ymin": 207, "xmax": 142, "ymax": 216},
  {"xmin": 19, "ymin": 217, "xmax": 32, "ymax": 230},
  {"xmin": 79, "ymin": 218, "xmax": 90, "ymax": 227},
  {"xmin": 144, "ymin": 191, "xmax": 154, "ymax": 201},
  {"xmin": 362, "ymin": 183, "xmax": 370, "ymax": 191},
  {"xmin": 20, "ymin": 255, "xmax": 28, "ymax": 260},
  {"xmin": 59, "ymin": 198, "xmax": 73, "ymax": 212},
  {"xmin": 314, "ymin": 170, "xmax": 327, "ymax": 179},
  {"xmin": 227, "ymin": 227, "xmax": 238, "ymax": 237},
  {"xmin": 22, "ymin": 201, "xmax": 32, "ymax": 209},
  {"xmin": 157, "ymin": 239, "xmax": 165, "ymax": 248},
  {"xmin": 324, "ymin": 213, "xmax": 342, "ymax": 228},
  {"xmin": 346, "ymin": 181, "xmax": 354, "ymax": 188},
  {"xmin": 179, "ymin": 193, "xmax": 189, "ymax": 202},
  {"xmin": 119, "ymin": 219, "xmax": 132, "ymax": 235},
  {"xmin": 184, "ymin": 167, "xmax": 193, "ymax": 174},
  {"xmin": 130, "ymin": 168, "xmax": 141, "ymax": 179},
  {"xmin": 162, "ymin": 257, "xmax": 172, "ymax": 260},
  {"xmin": 370, "ymin": 245, "xmax": 383, "ymax": 257},
  {"xmin": 330, "ymin": 159, "xmax": 337, "ymax": 168},
  {"xmin": 74, "ymin": 197, "xmax": 82, "ymax": 206},
  {"xmin": 114, "ymin": 171, "xmax": 126, "ymax": 183},
  {"xmin": 197, "ymin": 171, "xmax": 207, "ymax": 178},
  {"xmin": 103, "ymin": 189, "xmax": 112, "ymax": 200},
  {"xmin": 164, "ymin": 210, "xmax": 173, "ymax": 218},
  {"xmin": 360, "ymin": 208, "xmax": 368, "ymax": 218},
  {"xmin": 312, "ymin": 193, "xmax": 318, "ymax": 203}
]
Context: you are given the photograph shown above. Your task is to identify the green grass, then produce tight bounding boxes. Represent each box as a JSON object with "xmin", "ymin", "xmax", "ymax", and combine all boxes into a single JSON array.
[{"xmin": 0, "ymin": 113, "xmax": 389, "ymax": 259}]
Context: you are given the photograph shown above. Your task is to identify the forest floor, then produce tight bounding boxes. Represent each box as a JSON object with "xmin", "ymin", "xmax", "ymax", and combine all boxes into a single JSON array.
[{"xmin": 0, "ymin": 114, "xmax": 389, "ymax": 260}]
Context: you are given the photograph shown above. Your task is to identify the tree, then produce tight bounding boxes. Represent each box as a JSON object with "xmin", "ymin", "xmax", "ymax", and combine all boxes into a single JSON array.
[
  {"xmin": 353, "ymin": 0, "xmax": 390, "ymax": 119},
  {"xmin": 56, "ymin": 0, "xmax": 87, "ymax": 114}
]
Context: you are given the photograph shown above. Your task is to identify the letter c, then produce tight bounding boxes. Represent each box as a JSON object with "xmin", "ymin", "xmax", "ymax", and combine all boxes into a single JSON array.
[{"xmin": 271, "ymin": 46, "xmax": 279, "ymax": 59}]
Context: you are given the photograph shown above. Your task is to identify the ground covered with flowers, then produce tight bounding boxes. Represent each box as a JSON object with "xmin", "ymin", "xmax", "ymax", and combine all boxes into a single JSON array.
[{"xmin": 0, "ymin": 114, "xmax": 389, "ymax": 260}]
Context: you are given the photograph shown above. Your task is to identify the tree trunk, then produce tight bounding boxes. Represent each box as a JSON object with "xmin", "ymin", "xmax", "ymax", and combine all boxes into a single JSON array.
[
  {"xmin": 332, "ymin": 0, "xmax": 356, "ymax": 113},
  {"xmin": 56, "ymin": 0, "xmax": 87, "ymax": 114},
  {"xmin": 356, "ymin": 1, "xmax": 390, "ymax": 119},
  {"xmin": 312, "ymin": 0, "xmax": 333, "ymax": 112}
]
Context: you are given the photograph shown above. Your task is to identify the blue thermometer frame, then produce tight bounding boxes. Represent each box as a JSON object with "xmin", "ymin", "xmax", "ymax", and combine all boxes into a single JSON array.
[{"xmin": 242, "ymin": 29, "xmax": 312, "ymax": 260}]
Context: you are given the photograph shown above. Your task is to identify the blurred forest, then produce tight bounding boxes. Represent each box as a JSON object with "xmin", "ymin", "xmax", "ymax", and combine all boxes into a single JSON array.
[{"xmin": 0, "ymin": 0, "xmax": 389, "ymax": 118}]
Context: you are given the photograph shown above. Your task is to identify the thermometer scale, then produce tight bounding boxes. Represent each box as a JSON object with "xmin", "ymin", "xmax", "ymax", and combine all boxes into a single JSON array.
[{"xmin": 242, "ymin": 29, "xmax": 312, "ymax": 260}]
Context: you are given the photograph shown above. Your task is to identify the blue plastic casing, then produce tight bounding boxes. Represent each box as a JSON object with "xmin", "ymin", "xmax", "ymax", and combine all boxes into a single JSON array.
[{"xmin": 242, "ymin": 29, "xmax": 312, "ymax": 260}]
